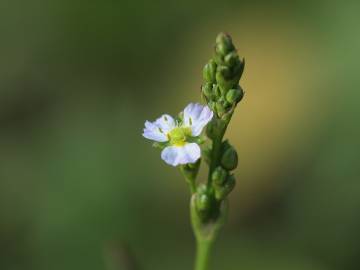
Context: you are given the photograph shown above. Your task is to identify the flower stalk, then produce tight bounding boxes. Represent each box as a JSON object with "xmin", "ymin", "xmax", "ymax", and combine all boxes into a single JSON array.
[
  {"xmin": 143, "ymin": 32, "xmax": 244, "ymax": 270},
  {"xmin": 191, "ymin": 32, "xmax": 244, "ymax": 270}
]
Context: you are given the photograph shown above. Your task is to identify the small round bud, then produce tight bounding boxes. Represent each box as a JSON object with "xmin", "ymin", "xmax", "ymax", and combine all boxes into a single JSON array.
[
  {"xmin": 226, "ymin": 87, "xmax": 244, "ymax": 104},
  {"xmin": 203, "ymin": 59, "xmax": 217, "ymax": 83},
  {"xmin": 206, "ymin": 120, "xmax": 217, "ymax": 139},
  {"xmin": 215, "ymin": 98, "xmax": 231, "ymax": 116},
  {"xmin": 196, "ymin": 193, "xmax": 211, "ymax": 211},
  {"xmin": 215, "ymin": 102, "xmax": 225, "ymax": 116},
  {"xmin": 202, "ymin": 83, "xmax": 213, "ymax": 99},
  {"xmin": 212, "ymin": 166, "xmax": 228, "ymax": 186},
  {"xmin": 215, "ymin": 43, "xmax": 228, "ymax": 56},
  {"xmin": 233, "ymin": 58, "xmax": 245, "ymax": 80},
  {"xmin": 216, "ymin": 32, "xmax": 233, "ymax": 45},
  {"xmin": 214, "ymin": 174, "xmax": 236, "ymax": 201},
  {"xmin": 213, "ymin": 84, "xmax": 221, "ymax": 98},
  {"xmin": 215, "ymin": 33, "xmax": 235, "ymax": 56},
  {"xmin": 221, "ymin": 145, "xmax": 238, "ymax": 171},
  {"xmin": 195, "ymin": 185, "xmax": 212, "ymax": 220},
  {"xmin": 224, "ymin": 51, "xmax": 239, "ymax": 66},
  {"xmin": 216, "ymin": 66, "xmax": 233, "ymax": 91}
]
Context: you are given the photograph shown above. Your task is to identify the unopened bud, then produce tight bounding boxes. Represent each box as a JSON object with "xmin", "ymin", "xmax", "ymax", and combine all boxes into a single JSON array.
[
  {"xmin": 195, "ymin": 185, "xmax": 212, "ymax": 220},
  {"xmin": 232, "ymin": 58, "xmax": 245, "ymax": 81},
  {"xmin": 224, "ymin": 51, "xmax": 239, "ymax": 66},
  {"xmin": 215, "ymin": 33, "xmax": 235, "ymax": 56},
  {"xmin": 213, "ymin": 84, "xmax": 221, "ymax": 98},
  {"xmin": 206, "ymin": 120, "xmax": 217, "ymax": 139},
  {"xmin": 226, "ymin": 87, "xmax": 244, "ymax": 104},
  {"xmin": 203, "ymin": 59, "xmax": 217, "ymax": 83},
  {"xmin": 214, "ymin": 174, "xmax": 236, "ymax": 201},
  {"xmin": 212, "ymin": 166, "xmax": 228, "ymax": 186},
  {"xmin": 216, "ymin": 66, "xmax": 233, "ymax": 91},
  {"xmin": 202, "ymin": 83, "xmax": 213, "ymax": 99},
  {"xmin": 221, "ymin": 144, "xmax": 238, "ymax": 171}
]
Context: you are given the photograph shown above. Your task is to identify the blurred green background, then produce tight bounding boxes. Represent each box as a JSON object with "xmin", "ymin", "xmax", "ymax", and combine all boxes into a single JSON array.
[{"xmin": 1, "ymin": 0, "xmax": 360, "ymax": 269}]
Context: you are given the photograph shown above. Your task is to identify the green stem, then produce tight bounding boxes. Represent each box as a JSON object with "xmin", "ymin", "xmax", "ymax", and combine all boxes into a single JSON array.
[
  {"xmin": 194, "ymin": 239, "xmax": 213, "ymax": 270},
  {"xmin": 186, "ymin": 178, "xmax": 196, "ymax": 194},
  {"xmin": 207, "ymin": 118, "xmax": 228, "ymax": 189}
]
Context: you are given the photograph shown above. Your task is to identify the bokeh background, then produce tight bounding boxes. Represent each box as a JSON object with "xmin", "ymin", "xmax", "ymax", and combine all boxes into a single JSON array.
[{"xmin": 1, "ymin": 0, "xmax": 360, "ymax": 269}]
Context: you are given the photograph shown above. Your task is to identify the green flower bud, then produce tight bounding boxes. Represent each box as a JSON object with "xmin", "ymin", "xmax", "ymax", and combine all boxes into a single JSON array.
[
  {"xmin": 232, "ymin": 58, "xmax": 245, "ymax": 81},
  {"xmin": 217, "ymin": 65, "xmax": 231, "ymax": 79},
  {"xmin": 215, "ymin": 33, "xmax": 235, "ymax": 56},
  {"xmin": 206, "ymin": 119, "xmax": 217, "ymax": 139},
  {"xmin": 224, "ymin": 51, "xmax": 239, "ymax": 66},
  {"xmin": 203, "ymin": 59, "xmax": 217, "ymax": 83},
  {"xmin": 214, "ymin": 174, "xmax": 236, "ymax": 201},
  {"xmin": 202, "ymin": 83, "xmax": 213, "ymax": 99},
  {"xmin": 212, "ymin": 166, "xmax": 228, "ymax": 186},
  {"xmin": 216, "ymin": 66, "xmax": 233, "ymax": 91},
  {"xmin": 221, "ymin": 144, "xmax": 238, "ymax": 171},
  {"xmin": 195, "ymin": 185, "xmax": 212, "ymax": 220},
  {"xmin": 215, "ymin": 102, "xmax": 224, "ymax": 116},
  {"xmin": 226, "ymin": 86, "xmax": 244, "ymax": 104},
  {"xmin": 215, "ymin": 97, "xmax": 231, "ymax": 116},
  {"xmin": 196, "ymin": 193, "xmax": 211, "ymax": 211},
  {"xmin": 213, "ymin": 84, "xmax": 221, "ymax": 98}
]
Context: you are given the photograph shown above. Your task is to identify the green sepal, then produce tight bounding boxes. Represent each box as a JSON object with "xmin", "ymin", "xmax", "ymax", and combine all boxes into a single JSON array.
[
  {"xmin": 180, "ymin": 159, "xmax": 201, "ymax": 181},
  {"xmin": 187, "ymin": 136, "xmax": 206, "ymax": 145},
  {"xmin": 152, "ymin": 142, "xmax": 168, "ymax": 150}
]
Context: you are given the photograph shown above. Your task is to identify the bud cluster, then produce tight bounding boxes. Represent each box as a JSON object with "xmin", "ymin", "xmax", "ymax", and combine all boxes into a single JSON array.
[
  {"xmin": 194, "ymin": 33, "xmax": 244, "ymax": 223},
  {"xmin": 201, "ymin": 33, "xmax": 245, "ymax": 118},
  {"xmin": 211, "ymin": 140, "xmax": 237, "ymax": 201},
  {"xmin": 195, "ymin": 139, "xmax": 238, "ymax": 220}
]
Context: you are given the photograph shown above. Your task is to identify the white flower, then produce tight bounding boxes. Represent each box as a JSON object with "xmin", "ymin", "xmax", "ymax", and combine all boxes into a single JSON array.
[{"xmin": 143, "ymin": 103, "xmax": 213, "ymax": 166}]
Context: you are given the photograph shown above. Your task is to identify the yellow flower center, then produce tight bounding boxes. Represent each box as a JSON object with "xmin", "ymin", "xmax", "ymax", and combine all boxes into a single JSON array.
[{"xmin": 167, "ymin": 127, "xmax": 192, "ymax": 146}]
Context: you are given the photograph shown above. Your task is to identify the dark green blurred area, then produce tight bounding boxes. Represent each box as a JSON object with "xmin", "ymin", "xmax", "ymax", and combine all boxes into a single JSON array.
[{"xmin": 1, "ymin": 0, "xmax": 360, "ymax": 270}]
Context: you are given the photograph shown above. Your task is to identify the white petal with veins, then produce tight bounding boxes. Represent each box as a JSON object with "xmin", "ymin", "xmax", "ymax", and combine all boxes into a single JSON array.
[
  {"xmin": 161, "ymin": 143, "xmax": 201, "ymax": 166},
  {"xmin": 183, "ymin": 103, "xmax": 213, "ymax": 136},
  {"xmin": 154, "ymin": 114, "xmax": 176, "ymax": 133},
  {"xmin": 143, "ymin": 121, "xmax": 167, "ymax": 142}
]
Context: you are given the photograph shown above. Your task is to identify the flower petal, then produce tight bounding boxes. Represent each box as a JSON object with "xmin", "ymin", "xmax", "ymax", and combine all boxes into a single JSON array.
[
  {"xmin": 161, "ymin": 143, "xmax": 201, "ymax": 166},
  {"xmin": 143, "ymin": 121, "xmax": 168, "ymax": 142},
  {"xmin": 155, "ymin": 114, "xmax": 176, "ymax": 133},
  {"xmin": 142, "ymin": 114, "xmax": 176, "ymax": 142},
  {"xmin": 183, "ymin": 103, "xmax": 213, "ymax": 136}
]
